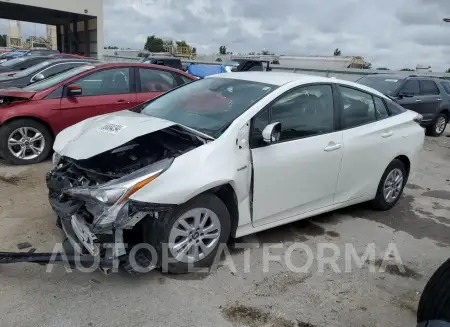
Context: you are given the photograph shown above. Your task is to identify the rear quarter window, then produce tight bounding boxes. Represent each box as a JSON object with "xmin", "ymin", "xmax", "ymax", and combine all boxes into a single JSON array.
[
  {"xmin": 385, "ymin": 98, "xmax": 407, "ymax": 115},
  {"xmin": 440, "ymin": 81, "xmax": 450, "ymax": 94}
]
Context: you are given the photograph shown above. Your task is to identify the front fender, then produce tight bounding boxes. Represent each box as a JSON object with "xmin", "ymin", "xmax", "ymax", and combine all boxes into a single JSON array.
[{"xmin": 129, "ymin": 136, "xmax": 249, "ymax": 206}]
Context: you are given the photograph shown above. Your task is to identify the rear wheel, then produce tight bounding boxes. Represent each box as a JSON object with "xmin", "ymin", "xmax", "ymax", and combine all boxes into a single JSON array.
[
  {"xmin": 371, "ymin": 159, "xmax": 407, "ymax": 210},
  {"xmin": 426, "ymin": 113, "xmax": 448, "ymax": 137},
  {"xmin": 0, "ymin": 119, "xmax": 53, "ymax": 165},
  {"xmin": 417, "ymin": 258, "xmax": 450, "ymax": 323}
]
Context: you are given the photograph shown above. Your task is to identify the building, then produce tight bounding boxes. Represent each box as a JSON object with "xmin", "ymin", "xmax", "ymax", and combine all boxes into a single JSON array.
[{"xmin": 0, "ymin": 0, "xmax": 104, "ymax": 57}]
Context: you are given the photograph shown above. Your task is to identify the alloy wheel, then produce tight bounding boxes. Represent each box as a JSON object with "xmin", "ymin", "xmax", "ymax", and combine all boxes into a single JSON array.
[
  {"xmin": 168, "ymin": 208, "xmax": 221, "ymax": 263},
  {"xmin": 435, "ymin": 116, "xmax": 447, "ymax": 135},
  {"xmin": 7, "ymin": 127, "xmax": 45, "ymax": 160},
  {"xmin": 383, "ymin": 168, "xmax": 403, "ymax": 203}
]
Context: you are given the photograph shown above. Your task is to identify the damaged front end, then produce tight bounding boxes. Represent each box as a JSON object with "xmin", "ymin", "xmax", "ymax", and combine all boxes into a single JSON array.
[{"xmin": 46, "ymin": 126, "xmax": 205, "ymax": 273}]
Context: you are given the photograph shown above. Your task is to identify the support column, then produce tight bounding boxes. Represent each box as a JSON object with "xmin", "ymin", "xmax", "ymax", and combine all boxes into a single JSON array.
[
  {"xmin": 84, "ymin": 19, "xmax": 90, "ymax": 57},
  {"xmin": 72, "ymin": 20, "xmax": 78, "ymax": 54},
  {"xmin": 63, "ymin": 23, "xmax": 70, "ymax": 53}
]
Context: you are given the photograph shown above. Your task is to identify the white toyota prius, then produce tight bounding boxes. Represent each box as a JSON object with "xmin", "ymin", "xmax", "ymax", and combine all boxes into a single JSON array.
[{"xmin": 47, "ymin": 72, "xmax": 425, "ymax": 274}]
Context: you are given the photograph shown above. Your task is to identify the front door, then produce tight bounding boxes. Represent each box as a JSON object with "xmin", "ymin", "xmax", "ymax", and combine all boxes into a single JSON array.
[
  {"xmin": 250, "ymin": 84, "xmax": 343, "ymax": 226},
  {"xmin": 59, "ymin": 67, "xmax": 135, "ymax": 131}
]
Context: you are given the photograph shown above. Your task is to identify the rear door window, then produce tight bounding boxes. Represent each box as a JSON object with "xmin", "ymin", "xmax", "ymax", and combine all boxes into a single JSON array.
[
  {"xmin": 139, "ymin": 68, "xmax": 177, "ymax": 92},
  {"xmin": 419, "ymin": 80, "xmax": 440, "ymax": 95}
]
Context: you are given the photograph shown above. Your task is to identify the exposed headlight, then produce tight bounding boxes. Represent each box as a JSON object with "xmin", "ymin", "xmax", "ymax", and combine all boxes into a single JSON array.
[{"xmin": 65, "ymin": 158, "xmax": 173, "ymax": 231}]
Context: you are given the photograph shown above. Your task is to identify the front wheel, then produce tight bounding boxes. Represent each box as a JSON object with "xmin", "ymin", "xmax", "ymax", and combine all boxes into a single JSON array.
[
  {"xmin": 0, "ymin": 119, "xmax": 53, "ymax": 165},
  {"xmin": 426, "ymin": 113, "xmax": 448, "ymax": 137},
  {"xmin": 147, "ymin": 193, "xmax": 231, "ymax": 274},
  {"xmin": 371, "ymin": 159, "xmax": 407, "ymax": 210}
]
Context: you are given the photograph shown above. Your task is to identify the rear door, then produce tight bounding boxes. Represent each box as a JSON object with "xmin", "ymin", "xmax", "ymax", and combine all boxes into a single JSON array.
[
  {"xmin": 334, "ymin": 85, "xmax": 399, "ymax": 203},
  {"xmin": 417, "ymin": 79, "xmax": 442, "ymax": 123},
  {"xmin": 136, "ymin": 67, "xmax": 183, "ymax": 103},
  {"xmin": 58, "ymin": 67, "xmax": 134, "ymax": 130}
]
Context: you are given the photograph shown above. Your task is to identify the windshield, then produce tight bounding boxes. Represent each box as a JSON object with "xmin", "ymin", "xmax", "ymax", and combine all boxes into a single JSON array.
[
  {"xmin": 140, "ymin": 77, "xmax": 278, "ymax": 137},
  {"xmin": 357, "ymin": 75, "xmax": 405, "ymax": 95},
  {"xmin": 0, "ymin": 57, "xmax": 26, "ymax": 67},
  {"xmin": 23, "ymin": 65, "xmax": 96, "ymax": 91},
  {"xmin": 12, "ymin": 60, "xmax": 55, "ymax": 78}
]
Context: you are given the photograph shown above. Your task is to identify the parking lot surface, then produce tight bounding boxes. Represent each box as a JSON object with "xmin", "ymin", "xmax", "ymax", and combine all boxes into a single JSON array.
[{"xmin": 0, "ymin": 129, "xmax": 449, "ymax": 327}]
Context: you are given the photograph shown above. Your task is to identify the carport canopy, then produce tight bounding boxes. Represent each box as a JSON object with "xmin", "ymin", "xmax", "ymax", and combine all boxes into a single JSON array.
[{"xmin": 0, "ymin": 2, "xmax": 95, "ymax": 26}]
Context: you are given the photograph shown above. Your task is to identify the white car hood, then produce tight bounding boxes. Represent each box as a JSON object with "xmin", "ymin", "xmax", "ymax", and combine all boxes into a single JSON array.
[{"xmin": 53, "ymin": 110, "xmax": 210, "ymax": 160}]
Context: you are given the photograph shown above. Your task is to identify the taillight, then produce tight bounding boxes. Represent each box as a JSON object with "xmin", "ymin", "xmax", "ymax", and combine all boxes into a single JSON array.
[{"xmin": 413, "ymin": 114, "xmax": 423, "ymax": 124}]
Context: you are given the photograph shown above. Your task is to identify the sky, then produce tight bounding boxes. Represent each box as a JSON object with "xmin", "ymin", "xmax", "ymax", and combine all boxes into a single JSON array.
[{"xmin": 1, "ymin": 0, "xmax": 450, "ymax": 71}]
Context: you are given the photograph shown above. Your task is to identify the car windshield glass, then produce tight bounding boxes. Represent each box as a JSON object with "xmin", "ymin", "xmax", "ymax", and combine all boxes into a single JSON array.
[
  {"xmin": 23, "ymin": 65, "xmax": 96, "ymax": 91},
  {"xmin": 140, "ymin": 77, "xmax": 277, "ymax": 137},
  {"xmin": 12, "ymin": 60, "xmax": 54, "ymax": 78},
  {"xmin": 0, "ymin": 57, "xmax": 26, "ymax": 67},
  {"xmin": 357, "ymin": 75, "xmax": 405, "ymax": 95}
]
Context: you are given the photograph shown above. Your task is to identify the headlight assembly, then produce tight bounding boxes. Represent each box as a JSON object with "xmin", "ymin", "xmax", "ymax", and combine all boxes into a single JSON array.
[{"xmin": 65, "ymin": 158, "xmax": 173, "ymax": 231}]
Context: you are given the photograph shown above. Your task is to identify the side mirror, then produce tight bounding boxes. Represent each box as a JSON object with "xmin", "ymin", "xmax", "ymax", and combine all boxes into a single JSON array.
[
  {"xmin": 67, "ymin": 84, "xmax": 82, "ymax": 96},
  {"xmin": 32, "ymin": 73, "xmax": 45, "ymax": 82},
  {"xmin": 262, "ymin": 122, "xmax": 281, "ymax": 144}
]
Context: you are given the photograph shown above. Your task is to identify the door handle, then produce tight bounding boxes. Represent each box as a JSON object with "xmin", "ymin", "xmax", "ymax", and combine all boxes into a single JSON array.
[
  {"xmin": 324, "ymin": 142, "xmax": 342, "ymax": 152},
  {"xmin": 415, "ymin": 99, "xmax": 422, "ymax": 102},
  {"xmin": 381, "ymin": 131, "xmax": 394, "ymax": 138},
  {"xmin": 437, "ymin": 98, "xmax": 442, "ymax": 101},
  {"xmin": 116, "ymin": 100, "xmax": 130, "ymax": 104}
]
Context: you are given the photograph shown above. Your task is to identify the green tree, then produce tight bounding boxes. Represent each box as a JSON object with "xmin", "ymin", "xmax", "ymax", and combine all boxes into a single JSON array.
[
  {"xmin": 334, "ymin": 48, "xmax": 341, "ymax": 56},
  {"xmin": 400, "ymin": 68, "xmax": 414, "ymax": 71},
  {"xmin": 144, "ymin": 35, "xmax": 165, "ymax": 52},
  {"xmin": 0, "ymin": 34, "xmax": 7, "ymax": 47},
  {"xmin": 192, "ymin": 47, "xmax": 197, "ymax": 55},
  {"xmin": 219, "ymin": 45, "xmax": 227, "ymax": 55},
  {"xmin": 376, "ymin": 67, "xmax": 390, "ymax": 70},
  {"xmin": 446, "ymin": 68, "xmax": 450, "ymax": 73}
]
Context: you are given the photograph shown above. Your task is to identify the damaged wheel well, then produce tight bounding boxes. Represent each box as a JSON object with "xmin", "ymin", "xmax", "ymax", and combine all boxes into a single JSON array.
[{"xmin": 209, "ymin": 184, "xmax": 239, "ymax": 239}]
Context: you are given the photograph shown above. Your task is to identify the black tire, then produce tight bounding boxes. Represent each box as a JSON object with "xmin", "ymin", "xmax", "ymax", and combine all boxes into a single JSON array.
[
  {"xmin": 145, "ymin": 193, "xmax": 231, "ymax": 274},
  {"xmin": 0, "ymin": 119, "xmax": 53, "ymax": 165},
  {"xmin": 426, "ymin": 113, "xmax": 448, "ymax": 137},
  {"xmin": 417, "ymin": 258, "xmax": 450, "ymax": 323},
  {"xmin": 371, "ymin": 159, "xmax": 407, "ymax": 211}
]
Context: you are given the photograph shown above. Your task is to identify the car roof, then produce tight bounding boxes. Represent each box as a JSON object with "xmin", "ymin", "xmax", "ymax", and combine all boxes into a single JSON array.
[
  {"xmin": 89, "ymin": 62, "xmax": 193, "ymax": 75},
  {"xmin": 208, "ymin": 72, "xmax": 388, "ymax": 98}
]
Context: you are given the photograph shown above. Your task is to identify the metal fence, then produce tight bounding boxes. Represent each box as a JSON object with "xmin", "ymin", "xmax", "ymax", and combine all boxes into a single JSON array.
[{"xmin": 102, "ymin": 55, "xmax": 450, "ymax": 82}]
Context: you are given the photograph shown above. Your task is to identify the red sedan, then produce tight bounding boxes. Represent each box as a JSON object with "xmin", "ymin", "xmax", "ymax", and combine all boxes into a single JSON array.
[{"xmin": 0, "ymin": 62, "xmax": 196, "ymax": 165}]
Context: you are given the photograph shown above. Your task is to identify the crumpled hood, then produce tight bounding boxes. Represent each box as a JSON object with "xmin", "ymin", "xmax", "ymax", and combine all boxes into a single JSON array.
[{"xmin": 54, "ymin": 110, "xmax": 213, "ymax": 160}]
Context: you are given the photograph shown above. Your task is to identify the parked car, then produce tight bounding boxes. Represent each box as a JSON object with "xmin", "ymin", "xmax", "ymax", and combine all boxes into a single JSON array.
[
  {"xmin": 0, "ymin": 62, "xmax": 197, "ymax": 164},
  {"xmin": 46, "ymin": 72, "xmax": 425, "ymax": 274},
  {"xmin": 24, "ymin": 49, "xmax": 60, "ymax": 56},
  {"xmin": 50, "ymin": 53, "xmax": 87, "ymax": 59},
  {"xmin": 0, "ymin": 50, "xmax": 27, "ymax": 63},
  {"xmin": 357, "ymin": 74, "xmax": 450, "ymax": 136},
  {"xmin": 141, "ymin": 56, "xmax": 183, "ymax": 70},
  {"xmin": 0, "ymin": 56, "xmax": 51, "ymax": 74},
  {"xmin": 0, "ymin": 58, "xmax": 98, "ymax": 89}
]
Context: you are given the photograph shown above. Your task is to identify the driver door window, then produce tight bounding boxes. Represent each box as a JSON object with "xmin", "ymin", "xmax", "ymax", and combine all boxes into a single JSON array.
[
  {"xmin": 73, "ymin": 68, "xmax": 130, "ymax": 96},
  {"xmin": 399, "ymin": 80, "xmax": 419, "ymax": 96},
  {"xmin": 270, "ymin": 84, "xmax": 335, "ymax": 142}
]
